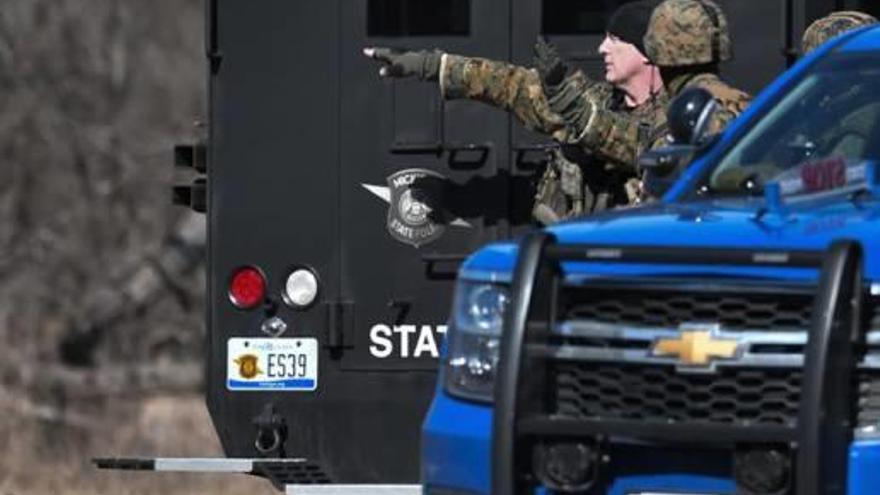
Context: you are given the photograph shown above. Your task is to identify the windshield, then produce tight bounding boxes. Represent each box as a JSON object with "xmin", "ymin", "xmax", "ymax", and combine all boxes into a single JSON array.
[{"xmin": 696, "ymin": 52, "xmax": 880, "ymax": 199}]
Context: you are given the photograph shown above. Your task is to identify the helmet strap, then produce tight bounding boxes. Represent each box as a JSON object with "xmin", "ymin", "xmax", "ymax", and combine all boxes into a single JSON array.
[{"xmin": 696, "ymin": 0, "xmax": 721, "ymax": 63}]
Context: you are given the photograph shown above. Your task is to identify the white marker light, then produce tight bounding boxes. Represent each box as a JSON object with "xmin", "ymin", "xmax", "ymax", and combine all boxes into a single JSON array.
[{"xmin": 284, "ymin": 269, "xmax": 319, "ymax": 308}]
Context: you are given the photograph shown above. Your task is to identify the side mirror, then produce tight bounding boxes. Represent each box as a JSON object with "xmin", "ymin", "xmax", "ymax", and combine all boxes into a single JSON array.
[
  {"xmin": 638, "ymin": 145, "xmax": 698, "ymax": 197},
  {"xmin": 668, "ymin": 87, "xmax": 717, "ymax": 145}
]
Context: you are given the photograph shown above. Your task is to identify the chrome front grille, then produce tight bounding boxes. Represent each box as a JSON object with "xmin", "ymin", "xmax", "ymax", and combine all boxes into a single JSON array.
[
  {"xmin": 562, "ymin": 287, "xmax": 814, "ymax": 331},
  {"xmin": 554, "ymin": 362, "xmax": 802, "ymax": 426},
  {"xmin": 546, "ymin": 284, "xmax": 880, "ymax": 431},
  {"xmin": 857, "ymin": 371, "xmax": 880, "ymax": 435},
  {"xmin": 542, "ymin": 320, "xmax": 806, "ymax": 369}
]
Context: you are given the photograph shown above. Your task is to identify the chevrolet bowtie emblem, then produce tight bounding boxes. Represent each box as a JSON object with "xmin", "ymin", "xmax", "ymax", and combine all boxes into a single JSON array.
[{"xmin": 652, "ymin": 324, "xmax": 739, "ymax": 368}]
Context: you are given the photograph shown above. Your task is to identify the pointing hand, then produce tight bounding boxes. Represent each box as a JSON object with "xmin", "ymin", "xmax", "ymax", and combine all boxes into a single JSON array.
[{"xmin": 363, "ymin": 47, "xmax": 443, "ymax": 81}]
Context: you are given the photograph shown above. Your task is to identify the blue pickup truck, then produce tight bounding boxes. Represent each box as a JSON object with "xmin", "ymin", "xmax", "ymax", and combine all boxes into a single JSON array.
[{"xmin": 422, "ymin": 25, "xmax": 880, "ymax": 495}]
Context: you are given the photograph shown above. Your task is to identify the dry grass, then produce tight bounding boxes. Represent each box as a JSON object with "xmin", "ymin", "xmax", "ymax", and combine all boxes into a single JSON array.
[{"xmin": 0, "ymin": 393, "xmax": 277, "ymax": 495}]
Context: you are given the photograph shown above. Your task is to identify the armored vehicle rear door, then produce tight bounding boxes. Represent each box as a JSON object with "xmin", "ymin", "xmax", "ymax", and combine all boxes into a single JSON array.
[
  {"xmin": 209, "ymin": 0, "xmax": 518, "ymax": 484},
  {"xmin": 329, "ymin": 0, "xmax": 511, "ymax": 480},
  {"xmin": 338, "ymin": 0, "xmax": 510, "ymax": 370},
  {"xmin": 207, "ymin": 0, "xmax": 351, "ymax": 480},
  {"xmin": 207, "ymin": 0, "xmax": 474, "ymax": 484}
]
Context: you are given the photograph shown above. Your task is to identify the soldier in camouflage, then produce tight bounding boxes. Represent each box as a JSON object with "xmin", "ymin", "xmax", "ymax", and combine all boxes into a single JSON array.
[
  {"xmin": 802, "ymin": 11, "xmax": 877, "ymax": 54},
  {"xmin": 364, "ymin": 0, "xmax": 666, "ymax": 223},
  {"xmin": 552, "ymin": 0, "xmax": 751, "ymax": 200}
]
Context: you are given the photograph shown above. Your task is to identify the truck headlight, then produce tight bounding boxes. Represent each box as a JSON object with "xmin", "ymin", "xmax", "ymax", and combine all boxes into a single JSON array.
[{"xmin": 444, "ymin": 282, "xmax": 510, "ymax": 403}]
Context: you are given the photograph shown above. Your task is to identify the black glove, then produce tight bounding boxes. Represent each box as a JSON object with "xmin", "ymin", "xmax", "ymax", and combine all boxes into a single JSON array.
[
  {"xmin": 533, "ymin": 37, "xmax": 568, "ymax": 92},
  {"xmin": 363, "ymin": 47, "xmax": 443, "ymax": 81}
]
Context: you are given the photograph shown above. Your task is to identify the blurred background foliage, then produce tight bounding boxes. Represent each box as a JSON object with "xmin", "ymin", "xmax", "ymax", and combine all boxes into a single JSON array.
[{"xmin": 0, "ymin": 1, "xmax": 272, "ymax": 492}]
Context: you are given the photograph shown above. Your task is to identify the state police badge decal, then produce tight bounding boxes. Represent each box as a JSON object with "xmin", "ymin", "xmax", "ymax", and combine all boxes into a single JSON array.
[{"xmin": 386, "ymin": 168, "xmax": 446, "ymax": 247}]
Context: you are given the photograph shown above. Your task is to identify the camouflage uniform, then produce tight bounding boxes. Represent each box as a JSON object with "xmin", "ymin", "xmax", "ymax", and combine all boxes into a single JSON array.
[
  {"xmin": 802, "ymin": 11, "xmax": 878, "ymax": 54},
  {"xmin": 440, "ymin": 54, "xmax": 661, "ymax": 164},
  {"xmin": 365, "ymin": 0, "xmax": 666, "ymax": 219},
  {"xmin": 440, "ymin": 54, "xmax": 666, "ymax": 214},
  {"xmin": 565, "ymin": 0, "xmax": 750, "ymax": 173}
]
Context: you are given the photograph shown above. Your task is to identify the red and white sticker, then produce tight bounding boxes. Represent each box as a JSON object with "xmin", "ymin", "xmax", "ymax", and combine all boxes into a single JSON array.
[{"xmin": 800, "ymin": 157, "xmax": 846, "ymax": 193}]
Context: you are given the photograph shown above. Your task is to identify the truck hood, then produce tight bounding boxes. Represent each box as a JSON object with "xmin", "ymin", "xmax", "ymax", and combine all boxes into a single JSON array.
[{"xmin": 463, "ymin": 193, "xmax": 880, "ymax": 281}]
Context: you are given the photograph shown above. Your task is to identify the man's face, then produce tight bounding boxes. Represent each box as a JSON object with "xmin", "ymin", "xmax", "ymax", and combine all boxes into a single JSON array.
[{"xmin": 599, "ymin": 34, "xmax": 648, "ymax": 85}]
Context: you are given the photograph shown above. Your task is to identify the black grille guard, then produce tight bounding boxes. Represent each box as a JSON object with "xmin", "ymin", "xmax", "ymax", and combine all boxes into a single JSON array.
[{"xmin": 491, "ymin": 235, "xmax": 863, "ymax": 495}]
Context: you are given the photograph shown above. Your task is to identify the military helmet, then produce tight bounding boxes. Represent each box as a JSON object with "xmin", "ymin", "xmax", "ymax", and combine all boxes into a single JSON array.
[
  {"xmin": 644, "ymin": 0, "xmax": 733, "ymax": 67},
  {"xmin": 802, "ymin": 11, "xmax": 878, "ymax": 54}
]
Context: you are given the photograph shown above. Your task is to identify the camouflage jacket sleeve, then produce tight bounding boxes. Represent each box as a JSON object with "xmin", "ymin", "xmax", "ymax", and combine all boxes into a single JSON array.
[
  {"xmin": 689, "ymin": 74, "xmax": 752, "ymax": 135},
  {"xmin": 566, "ymin": 94, "xmax": 668, "ymax": 173},
  {"xmin": 440, "ymin": 53, "xmax": 595, "ymax": 135}
]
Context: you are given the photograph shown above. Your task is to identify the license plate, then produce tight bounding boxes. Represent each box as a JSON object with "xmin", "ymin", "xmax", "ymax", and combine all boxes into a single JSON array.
[{"xmin": 227, "ymin": 338, "xmax": 318, "ymax": 391}]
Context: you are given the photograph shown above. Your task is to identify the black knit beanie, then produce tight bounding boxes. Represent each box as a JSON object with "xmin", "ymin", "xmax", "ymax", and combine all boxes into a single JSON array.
[{"xmin": 606, "ymin": 0, "xmax": 659, "ymax": 56}]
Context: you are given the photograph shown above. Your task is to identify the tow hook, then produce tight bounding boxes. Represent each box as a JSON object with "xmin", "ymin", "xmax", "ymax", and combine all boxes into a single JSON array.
[{"xmin": 253, "ymin": 403, "xmax": 287, "ymax": 457}]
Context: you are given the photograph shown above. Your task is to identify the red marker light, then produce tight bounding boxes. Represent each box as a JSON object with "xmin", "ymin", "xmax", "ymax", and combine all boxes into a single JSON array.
[{"xmin": 229, "ymin": 266, "xmax": 266, "ymax": 309}]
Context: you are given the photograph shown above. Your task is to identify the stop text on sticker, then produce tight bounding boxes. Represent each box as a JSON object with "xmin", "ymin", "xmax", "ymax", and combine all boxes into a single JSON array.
[{"xmin": 801, "ymin": 157, "xmax": 846, "ymax": 193}]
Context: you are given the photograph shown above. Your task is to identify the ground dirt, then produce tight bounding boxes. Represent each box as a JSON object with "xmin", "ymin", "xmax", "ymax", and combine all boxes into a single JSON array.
[{"xmin": 0, "ymin": 394, "xmax": 276, "ymax": 495}]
